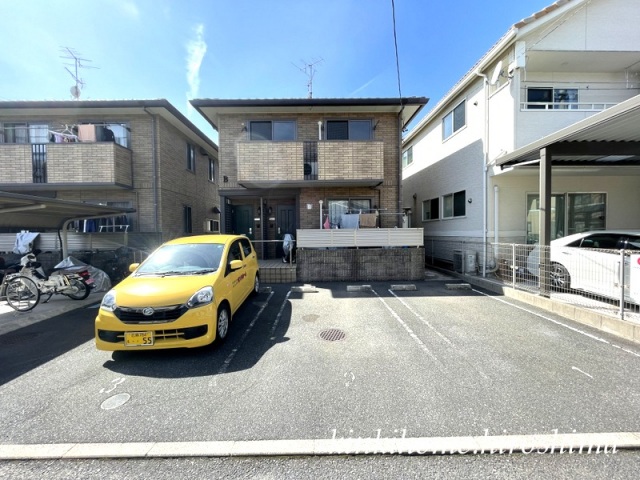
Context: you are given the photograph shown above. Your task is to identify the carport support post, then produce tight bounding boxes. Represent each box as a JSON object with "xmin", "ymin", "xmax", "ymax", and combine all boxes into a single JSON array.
[{"xmin": 539, "ymin": 147, "xmax": 552, "ymax": 297}]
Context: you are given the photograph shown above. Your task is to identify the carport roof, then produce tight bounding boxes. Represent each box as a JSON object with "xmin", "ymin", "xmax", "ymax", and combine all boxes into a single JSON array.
[
  {"xmin": 0, "ymin": 191, "xmax": 135, "ymax": 230},
  {"xmin": 496, "ymin": 94, "xmax": 640, "ymax": 169}
]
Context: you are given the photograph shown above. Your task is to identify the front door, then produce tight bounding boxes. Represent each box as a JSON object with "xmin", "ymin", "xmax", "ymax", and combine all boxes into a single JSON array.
[
  {"xmin": 276, "ymin": 205, "xmax": 295, "ymax": 259},
  {"xmin": 233, "ymin": 205, "xmax": 254, "ymax": 239}
]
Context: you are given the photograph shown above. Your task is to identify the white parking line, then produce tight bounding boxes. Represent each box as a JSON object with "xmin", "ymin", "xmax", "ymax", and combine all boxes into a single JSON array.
[
  {"xmin": 369, "ymin": 287, "xmax": 442, "ymax": 367},
  {"xmin": 471, "ymin": 288, "xmax": 640, "ymax": 359},
  {"xmin": 388, "ymin": 289, "xmax": 490, "ymax": 380},
  {"xmin": 1, "ymin": 431, "xmax": 638, "ymax": 459},
  {"xmin": 269, "ymin": 290, "xmax": 291, "ymax": 340},
  {"xmin": 572, "ymin": 366, "xmax": 594, "ymax": 379},
  {"xmin": 218, "ymin": 291, "xmax": 275, "ymax": 375}
]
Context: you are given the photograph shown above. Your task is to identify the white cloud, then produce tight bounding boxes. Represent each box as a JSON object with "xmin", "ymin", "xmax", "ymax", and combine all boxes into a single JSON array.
[
  {"xmin": 185, "ymin": 23, "xmax": 207, "ymax": 110},
  {"xmin": 118, "ymin": 0, "xmax": 140, "ymax": 19}
]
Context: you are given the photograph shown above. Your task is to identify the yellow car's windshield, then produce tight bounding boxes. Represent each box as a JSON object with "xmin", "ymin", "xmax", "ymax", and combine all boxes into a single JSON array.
[{"xmin": 136, "ymin": 243, "xmax": 225, "ymax": 275}]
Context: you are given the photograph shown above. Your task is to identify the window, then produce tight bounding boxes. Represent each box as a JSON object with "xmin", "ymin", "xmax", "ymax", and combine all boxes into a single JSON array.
[
  {"xmin": 239, "ymin": 238, "xmax": 253, "ymax": 258},
  {"xmin": 526, "ymin": 193, "xmax": 606, "ymax": 243},
  {"xmin": 187, "ymin": 144, "xmax": 196, "ymax": 172},
  {"xmin": 183, "ymin": 205, "xmax": 193, "ymax": 233},
  {"xmin": 402, "ymin": 146, "xmax": 413, "ymax": 168},
  {"xmin": 422, "ymin": 198, "xmax": 439, "ymax": 221},
  {"xmin": 526, "ymin": 87, "xmax": 578, "ymax": 109},
  {"xmin": 249, "ymin": 120, "xmax": 296, "ymax": 141},
  {"xmin": 204, "ymin": 219, "xmax": 220, "ymax": 233},
  {"xmin": 208, "ymin": 158, "xmax": 215, "ymax": 182},
  {"xmin": 326, "ymin": 120, "xmax": 372, "ymax": 140},
  {"xmin": 96, "ymin": 123, "xmax": 129, "ymax": 147},
  {"xmin": 327, "ymin": 198, "xmax": 372, "ymax": 228},
  {"xmin": 2, "ymin": 123, "xmax": 48, "ymax": 143},
  {"xmin": 442, "ymin": 190, "xmax": 465, "ymax": 218},
  {"xmin": 526, "ymin": 194, "xmax": 566, "ymax": 244},
  {"xmin": 567, "ymin": 193, "xmax": 605, "ymax": 234},
  {"xmin": 442, "ymin": 101, "xmax": 465, "ymax": 140}
]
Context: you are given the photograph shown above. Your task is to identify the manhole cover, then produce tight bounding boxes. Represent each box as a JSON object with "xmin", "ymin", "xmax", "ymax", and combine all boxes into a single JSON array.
[
  {"xmin": 319, "ymin": 328, "xmax": 346, "ymax": 342},
  {"xmin": 101, "ymin": 393, "xmax": 131, "ymax": 410}
]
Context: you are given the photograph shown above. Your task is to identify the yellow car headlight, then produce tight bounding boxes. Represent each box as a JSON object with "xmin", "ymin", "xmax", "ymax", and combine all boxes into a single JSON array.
[
  {"xmin": 187, "ymin": 286, "xmax": 213, "ymax": 309},
  {"xmin": 100, "ymin": 290, "xmax": 117, "ymax": 312}
]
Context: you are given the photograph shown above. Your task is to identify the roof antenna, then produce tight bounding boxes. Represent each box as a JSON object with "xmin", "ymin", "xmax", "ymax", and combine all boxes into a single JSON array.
[
  {"xmin": 293, "ymin": 58, "xmax": 323, "ymax": 98},
  {"xmin": 60, "ymin": 46, "xmax": 99, "ymax": 99}
]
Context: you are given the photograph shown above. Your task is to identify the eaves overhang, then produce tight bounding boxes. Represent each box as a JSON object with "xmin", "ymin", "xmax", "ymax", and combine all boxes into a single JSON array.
[
  {"xmin": 238, "ymin": 179, "xmax": 384, "ymax": 189},
  {"xmin": 190, "ymin": 97, "xmax": 428, "ymax": 132},
  {"xmin": 0, "ymin": 99, "xmax": 218, "ymax": 156}
]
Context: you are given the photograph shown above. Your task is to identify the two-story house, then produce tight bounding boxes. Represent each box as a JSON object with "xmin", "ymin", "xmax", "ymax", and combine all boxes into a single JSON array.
[
  {"xmin": 0, "ymin": 100, "xmax": 220, "ymax": 248},
  {"xmin": 402, "ymin": 0, "xmax": 640, "ymax": 269},
  {"xmin": 191, "ymin": 97, "xmax": 427, "ymax": 260}
]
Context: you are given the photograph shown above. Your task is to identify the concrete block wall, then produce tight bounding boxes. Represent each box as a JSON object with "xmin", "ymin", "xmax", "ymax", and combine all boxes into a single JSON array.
[{"xmin": 297, "ymin": 247, "xmax": 424, "ymax": 282}]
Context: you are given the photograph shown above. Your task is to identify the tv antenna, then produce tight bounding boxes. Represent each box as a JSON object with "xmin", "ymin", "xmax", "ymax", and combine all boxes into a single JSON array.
[
  {"xmin": 60, "ymin": 46, "xmax": 99, "ymax": 99},
  {"xmin": 293, "ymin": 58, "xmax": 323, "ymax": 98}
]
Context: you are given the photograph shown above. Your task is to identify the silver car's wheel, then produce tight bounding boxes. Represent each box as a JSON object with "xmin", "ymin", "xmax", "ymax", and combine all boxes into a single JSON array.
[
  {"xmin": 215, "ymin": 305, "xmax": 230, "ymax": 343},
  {"xmin": 550, "ymin": 263, "xmax": 571, "ymax": 290}
]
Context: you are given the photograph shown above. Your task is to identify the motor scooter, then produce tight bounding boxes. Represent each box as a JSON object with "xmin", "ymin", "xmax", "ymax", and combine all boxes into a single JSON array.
[{"xmin": 1, "ymin": 250, "xmax": 94, "ymax": 312}]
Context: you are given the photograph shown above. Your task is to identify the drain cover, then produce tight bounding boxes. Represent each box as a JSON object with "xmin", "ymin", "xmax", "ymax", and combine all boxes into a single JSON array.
[
  {"xmin": 101, "ymin": 393, "xmax": 131, "ymax": 410},
  {"xmin": 319, "ymin": 328, "xmax": 346, "ymax": 342}
]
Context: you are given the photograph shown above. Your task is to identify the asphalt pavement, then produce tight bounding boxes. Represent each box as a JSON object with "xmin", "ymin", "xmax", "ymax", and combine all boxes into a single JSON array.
[{"xmin": 1, "ymin": 274, "xmax": 640, "ymax": 478}]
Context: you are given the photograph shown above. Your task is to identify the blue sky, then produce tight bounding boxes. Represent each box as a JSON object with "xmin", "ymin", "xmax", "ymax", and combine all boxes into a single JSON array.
[{"xmin": 1, "ymin": 0, "xmax": 555, "ymax": 140}]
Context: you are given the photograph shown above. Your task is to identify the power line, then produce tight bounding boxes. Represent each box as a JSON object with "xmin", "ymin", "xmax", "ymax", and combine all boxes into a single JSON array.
[{"xmin": 390, "ymin": 0, "xmax": 403, "ymax": 101}]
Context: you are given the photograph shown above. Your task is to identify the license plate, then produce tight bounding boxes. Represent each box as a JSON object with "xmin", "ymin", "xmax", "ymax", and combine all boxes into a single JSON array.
[{"xmin": 124, "ymin": 331, "xmax": 154, "ymax": 346}]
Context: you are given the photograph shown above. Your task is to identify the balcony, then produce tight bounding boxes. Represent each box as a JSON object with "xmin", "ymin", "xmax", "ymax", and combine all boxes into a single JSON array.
[
  {"xmin": 0, "ymin": 142, "xmax": 133, "ymax": 190},
  {"xmin": 236, "ymin": 140, "xmax": 384, "ymax": 188}
]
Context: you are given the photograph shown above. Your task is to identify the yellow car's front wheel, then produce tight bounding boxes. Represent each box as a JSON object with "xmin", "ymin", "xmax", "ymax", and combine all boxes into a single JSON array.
[{"xmin": 215, "ymin": 304, "xmax": 230, "ymax": 344}]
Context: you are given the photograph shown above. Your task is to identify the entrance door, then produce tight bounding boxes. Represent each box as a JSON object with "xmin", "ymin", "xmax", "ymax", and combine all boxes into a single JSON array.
[
  {"xmin": 233, "ymin": 205, "xmax": 254, "ymax": 239},
  {"xmin": 276, "ymin": 205, "xmax": 295, "ymax": 259}
]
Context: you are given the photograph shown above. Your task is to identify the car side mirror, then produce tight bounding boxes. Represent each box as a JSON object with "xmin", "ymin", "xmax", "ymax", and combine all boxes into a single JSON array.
[
  {"xmin": 129, "ymin": 263, "xmax": 140, "ymax": 273},
  {"xmin": 229, "ymin": 259, "xmax": 243, "ymax": 271}
]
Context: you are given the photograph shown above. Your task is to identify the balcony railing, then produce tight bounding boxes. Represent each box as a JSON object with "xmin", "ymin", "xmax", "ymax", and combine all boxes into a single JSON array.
[
  {"xmin": 0, "ymin": 142, "xmax": 133, "ymax": 189},
  {"xmin": 520, "ymin": 102, "xmax": 618, "ymax": 111},
  {"xmin": 236, "ymin": 140, "xmax": 384, "ymax": 185}
]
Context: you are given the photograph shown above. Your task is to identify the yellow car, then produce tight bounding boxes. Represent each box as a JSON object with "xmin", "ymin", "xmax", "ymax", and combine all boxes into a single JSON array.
[{"xmin": 95, "ymin": 234, "xmax": 260, "ymax": 351}]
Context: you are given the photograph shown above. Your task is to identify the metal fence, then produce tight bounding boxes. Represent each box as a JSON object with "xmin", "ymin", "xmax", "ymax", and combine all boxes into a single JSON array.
[{"xmin": 425, "ymin": 239, "xmax": 640, "ymax": 322}]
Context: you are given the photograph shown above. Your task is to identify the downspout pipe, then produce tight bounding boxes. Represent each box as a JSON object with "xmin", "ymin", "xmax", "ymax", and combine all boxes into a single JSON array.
[
  {"xmin": 144, "ymin": 108, "xmax": 160, "ymax": 235},
  {"xmin": 475, "ymin": 69, "xmax": 489, "ymax": 277},
  {"xmin": 398, "ymin": 110, "xmax": 404, "ymax": 228}
]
